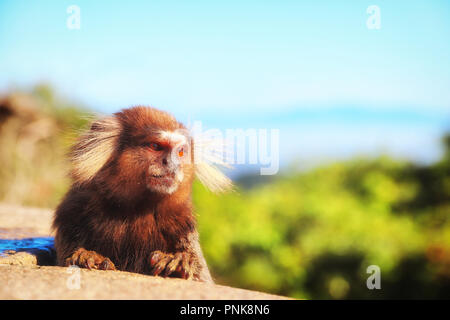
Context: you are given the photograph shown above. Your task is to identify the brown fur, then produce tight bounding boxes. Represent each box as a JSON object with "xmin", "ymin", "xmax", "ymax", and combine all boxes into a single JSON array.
[{"xmin": 53, "ymin": 106, "xmax": 213, "ymax": 282}]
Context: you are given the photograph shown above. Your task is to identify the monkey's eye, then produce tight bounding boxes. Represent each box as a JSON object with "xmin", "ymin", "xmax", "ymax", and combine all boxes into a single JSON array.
[
  {"xmin": 178, "ymin": 147, "xmax": 184, "ymax": 157},
  {"xmin": 145, "ymin": 142, "xmax": 163, "ymax": 151}
]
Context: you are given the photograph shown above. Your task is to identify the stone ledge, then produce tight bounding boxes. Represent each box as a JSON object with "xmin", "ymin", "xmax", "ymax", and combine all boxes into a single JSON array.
[
  {"xmin": 0, "ymin": 203, "xmax": 53, "ymax": 238},
  {"xmin": 0, "ymin": 203, "xmax": 288, "ymax": 300},
  {"xmin": 0, "ymin": 265, "xmax": 287, "ymax": 300}
]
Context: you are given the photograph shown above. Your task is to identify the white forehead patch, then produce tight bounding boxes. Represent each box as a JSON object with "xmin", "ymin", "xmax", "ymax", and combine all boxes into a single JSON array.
[{"xmin": 159, "ymin": 130, "xmax": 187, "ymax": 146}]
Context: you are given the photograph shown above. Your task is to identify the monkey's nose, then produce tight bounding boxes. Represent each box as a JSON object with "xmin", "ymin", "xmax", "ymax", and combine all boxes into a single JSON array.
[{"xmin": 162, "ymin": 158, "xmax": 178, "ymax": 172}]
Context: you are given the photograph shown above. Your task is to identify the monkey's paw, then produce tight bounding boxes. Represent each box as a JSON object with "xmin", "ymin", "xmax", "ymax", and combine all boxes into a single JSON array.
[
  {"xmin": 149, "ymin": 250, "xmax": 195, "ymax": 280},
  {"xmin": 65, "ymin": 248, "xmax": 116, "ymax": 271}
]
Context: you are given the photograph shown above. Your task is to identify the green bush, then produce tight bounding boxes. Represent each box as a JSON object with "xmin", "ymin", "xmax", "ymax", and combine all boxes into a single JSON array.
[{"xmin": 195, "ymin": 154, "xmax": 450, "ymax": 299}]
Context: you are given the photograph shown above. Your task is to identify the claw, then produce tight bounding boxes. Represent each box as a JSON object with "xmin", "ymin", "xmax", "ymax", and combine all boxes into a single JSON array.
[
  {"xmin": 99, "ymin": 258, "xmax": 115, "ymax": 270},
  {"xmin": 164, "ymin": 253, "xmax": 182, "ymax": 277},
  {"xmin": 150, "ymin": 251, "xmax": 163, "ymax": 267},
  {"xmin": 86, "ymin": 257, "xmax": 95, "ymax": 269}
]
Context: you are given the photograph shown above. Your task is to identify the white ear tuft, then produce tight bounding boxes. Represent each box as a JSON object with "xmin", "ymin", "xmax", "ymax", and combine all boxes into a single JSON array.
[
  {"xmin": 70, "ymin": 116, "xmax": 120, "ymax": 184},
  {"xmin": 191, "ymin": 129, "xmax": 233, "ymax": 193},
  {"xmin": 195, "ymin": 162, "xmax": 233, "ymax": 193}
]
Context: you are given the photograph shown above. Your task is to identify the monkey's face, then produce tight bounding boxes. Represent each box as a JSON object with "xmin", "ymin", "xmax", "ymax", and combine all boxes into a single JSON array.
[
  {"xmin": 115, "ymin": 127, "xmax": 193, "ymax": 196},
  {"xmin": 141, "ymin": 130, "xmax": 191, "ymax": 194}
]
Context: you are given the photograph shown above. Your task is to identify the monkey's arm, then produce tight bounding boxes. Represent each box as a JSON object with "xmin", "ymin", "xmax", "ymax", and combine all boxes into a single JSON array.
[{"xmin": 53, "ymin": 189, "xmax": 116, "ymax": 271}]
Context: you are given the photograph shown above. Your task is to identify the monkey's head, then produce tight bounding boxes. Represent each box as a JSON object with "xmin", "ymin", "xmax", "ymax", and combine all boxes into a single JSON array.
[{"xmin": 70, "ymin": 106, "xmax": 231, "ymax": 201}]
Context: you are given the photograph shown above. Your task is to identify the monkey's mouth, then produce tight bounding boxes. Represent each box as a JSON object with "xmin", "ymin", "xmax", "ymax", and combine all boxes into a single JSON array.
[
  {"xmin": 149, "ymin": 173, "xmax": 176, "ymax": 185},
  {"xmin": 147, "ymin": 172, "xmax": 179, "ymax": 194}
]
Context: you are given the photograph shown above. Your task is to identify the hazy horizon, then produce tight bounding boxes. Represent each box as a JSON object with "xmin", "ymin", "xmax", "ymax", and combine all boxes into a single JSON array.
[{"xmin": 1, "ymin": 0, "xmax": 449, "ymax": 170}]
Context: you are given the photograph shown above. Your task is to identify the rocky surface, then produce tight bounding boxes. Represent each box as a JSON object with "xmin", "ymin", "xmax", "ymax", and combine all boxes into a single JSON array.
[
  {"xmin": 0, "ymin": 203, "xmax": 287, "ymax": 300},
  {"xmin": 0, "ymin": 203, "xmax": 54, "ymax": 238},
  {"xmin": 0, "ymin": 265, "xmax": 285, "ymax": 300}
]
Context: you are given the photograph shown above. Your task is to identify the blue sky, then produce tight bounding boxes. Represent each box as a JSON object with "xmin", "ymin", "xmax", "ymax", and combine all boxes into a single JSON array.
[{"xmin": 0, "ymin": 0, "xmax": 449, "ymax": 170}]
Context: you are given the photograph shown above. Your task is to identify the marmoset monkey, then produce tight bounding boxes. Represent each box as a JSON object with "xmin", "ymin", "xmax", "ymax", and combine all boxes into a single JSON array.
[{"xmin": 52, "ymin": 106, "xmax": 231, "ymax": 283}]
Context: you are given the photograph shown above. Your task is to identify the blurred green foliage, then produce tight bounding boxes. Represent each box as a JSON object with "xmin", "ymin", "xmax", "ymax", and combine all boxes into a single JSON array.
[
  {"xmin": 195, "ymin": 143, "xmax": 450, "ymax": 299},
  {"xmin": 1, "ymin": 85, "xmax": 449, "ymax": 299}
]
